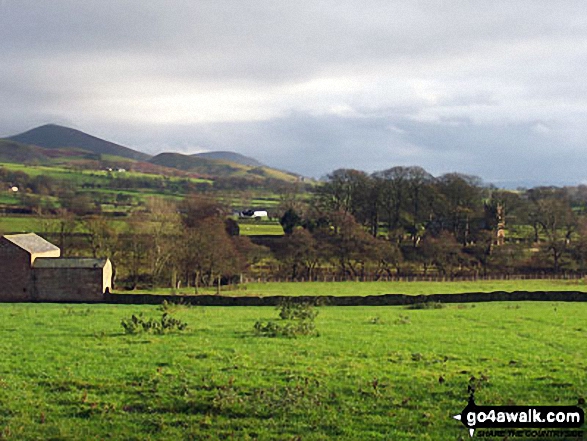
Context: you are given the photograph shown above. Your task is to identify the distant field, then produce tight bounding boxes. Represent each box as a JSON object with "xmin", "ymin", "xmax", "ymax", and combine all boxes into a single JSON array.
[
  {"xmin": 238, "ymin": 279, "xmax": 587, "ymax": 296},
  {"xmin": 0, "ymin": 215, "xmax": 284, "ymax": 237},
  {"xmin": 125, "ymin": 278, "xmax": 587, "ymax": 297},
  {"xmin": 0, "ymin": 302, "xmax": 584, "ymax": 439},
  {"xmin": 237, "ymin": 219, "xmax": 284, "ymax": 236},
  {"xmin": 0, "ymin": 162, "xmax": 211, "ymax": 185},
  {"xmin": 0, "ymin": 216, "xmax": 129, "ymax": 234}
]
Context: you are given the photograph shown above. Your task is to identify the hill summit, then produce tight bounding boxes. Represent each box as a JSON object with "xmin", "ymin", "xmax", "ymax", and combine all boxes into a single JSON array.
[{"xmin": 6, "ymin": 124, "xmax": 151, "ymax": 161}]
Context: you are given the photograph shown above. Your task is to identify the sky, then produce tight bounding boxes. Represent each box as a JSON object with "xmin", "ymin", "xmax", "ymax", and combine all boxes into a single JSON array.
[{"xmin": 1, "ymin": 1, "xmax": 587, "ymax": 186}]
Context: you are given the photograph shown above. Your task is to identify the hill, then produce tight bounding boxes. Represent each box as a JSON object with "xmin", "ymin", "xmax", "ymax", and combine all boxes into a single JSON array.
[
  {"xmin": 193, "ymin": 151, "xmax": 264, "ymax": 167},
  {"xmin": 0, "ymin": 139, "xmax": 107, "ymax": 165},
  {"xmin": 3, "ymin": 124, "xmax": 302, "ymax": 183},
  {"xmin": 149, "ymin": 152, "xmax": 242, "ymax": 176},
  {"xmin": 5, "ymin": 124, "xmax": 150, "ymax": 161},
  {"xmin": 149, "ymin": 152, "xmax": 299, "ymax": 182}
]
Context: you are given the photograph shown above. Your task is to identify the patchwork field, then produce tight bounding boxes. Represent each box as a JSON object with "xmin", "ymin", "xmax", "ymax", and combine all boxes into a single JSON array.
[{"xmin": 0, "ymin": 302, "xmax": 584, "ymax": 439}]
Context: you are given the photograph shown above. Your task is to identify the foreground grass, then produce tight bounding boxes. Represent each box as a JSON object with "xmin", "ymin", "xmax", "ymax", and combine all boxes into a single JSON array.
[
  {"xmin": 0, "ymin": 302, "xmax": 585, "ymax": 439},
  {"xmin": 129, "ymin": 278, "xmax": 587, "ymax": 297}
]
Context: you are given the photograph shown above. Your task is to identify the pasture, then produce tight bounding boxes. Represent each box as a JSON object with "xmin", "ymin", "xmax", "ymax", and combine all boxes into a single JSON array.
[
  {"xmin": 0, "ymin": 302, "xmax": 584, "ymax": 439},
  {"xmin": 129, "ymin": 278, "xmax": 587, "ymax": 297}
]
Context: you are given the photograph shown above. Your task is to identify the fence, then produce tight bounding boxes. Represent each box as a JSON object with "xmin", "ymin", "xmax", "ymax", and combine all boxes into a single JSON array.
[{"xmin": 240, "ymin": 273, "xmax": 587, "ymax": 284}]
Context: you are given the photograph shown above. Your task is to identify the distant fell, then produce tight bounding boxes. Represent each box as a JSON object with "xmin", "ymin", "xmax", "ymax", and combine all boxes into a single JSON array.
[
  {"xmin": 149, "ymin": 152, "xmax": 242, "ymax": 176},
  {"xmin": 149, "ymin": 151, "xmax": 299, "ymax": 182},
  {"xmin": 5, "ymin": 124, "xmax": 150, "ymax": 161},
  {"xmin": 0, "ymin": 139, "xmax": 52, "ymax": 164},
  {"xmin": 194, "ymin": 151, "xmax": 264, "ymax": 167}
]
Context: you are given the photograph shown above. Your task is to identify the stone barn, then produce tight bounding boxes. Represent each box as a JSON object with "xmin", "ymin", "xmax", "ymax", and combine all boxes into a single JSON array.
[{"xmin": 0, "ymin": 233, "xmax": 112, "ymax": 302}]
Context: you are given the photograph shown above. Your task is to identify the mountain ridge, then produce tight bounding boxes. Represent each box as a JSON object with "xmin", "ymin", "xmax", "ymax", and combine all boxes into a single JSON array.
[{"xmin": 1, "ymin": 124, "xmax": 301, "ymax": 182}]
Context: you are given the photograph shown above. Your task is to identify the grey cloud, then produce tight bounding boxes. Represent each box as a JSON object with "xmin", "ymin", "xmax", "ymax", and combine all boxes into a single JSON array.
[
  {"xmin": 2, "ymin": 1, "xmax": 587, "ymax": 186},
  {"xmin": 111, "ymin": 112, "xmax": 584, "ymax": 186}
]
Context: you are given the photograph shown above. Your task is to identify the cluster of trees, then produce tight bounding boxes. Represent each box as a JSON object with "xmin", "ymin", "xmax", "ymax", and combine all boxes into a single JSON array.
[
  {"xmin": 42, "ymin": 195, "xmax": 265, "ymax": 291},
  {"xmin": 275, "ymin": 167, "xmax": 587, "ymax": 279},
  {"xmin": 14, "ymin": 164, "xmax": 587, "ymax": 288},
  {"xmin": 88, "ymin": 167, "xmax": 587, "ymax": 286}
]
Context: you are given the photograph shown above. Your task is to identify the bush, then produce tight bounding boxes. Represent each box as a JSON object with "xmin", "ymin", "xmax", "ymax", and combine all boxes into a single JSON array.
[
  {"xmin": 253, "ymin": 319, "xmax": 317, "ymax": 338},
  {"xmin": 405, "ymin": 301, "xmax": 445, "ymax": 310},
  {"xmin": 254, "ymin": 300, "xmax": 319, "ymax": 338},
  {"xmin": 277, "ymin": 300, "xmax": 318, "ymax": 321},
  {"xmin": 121, "ymin": 312, "xmax": 188, "ymax": 335}
]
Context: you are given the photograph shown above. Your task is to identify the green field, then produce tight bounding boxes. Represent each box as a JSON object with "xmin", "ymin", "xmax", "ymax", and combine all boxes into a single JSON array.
[
  {"xmin": 0, "ymin": 302, "xmax": 584, "ymax": 439},
  {"xmin": 238, "ymin": 279, "xmax": 587, "ymax": 296},
  {"xmin": 0, "ymin": 216, "xmax": 130, "ymax": 235},
  {"xmin": 131, "ymin": 278, "xmax": 587, "ymax": 297},
  {"xmin": 237, "ymin": 220, "xmax": 284, "ymax": 236}
]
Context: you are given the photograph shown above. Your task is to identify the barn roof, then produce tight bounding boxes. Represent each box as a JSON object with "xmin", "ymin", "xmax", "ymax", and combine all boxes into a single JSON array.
[
  {"xmin": 2, "ymin": 233, "xmax": 60, "ymax": 254},
  {"xmin": 33, "ymin": 258, "xmax": 109, "ymax": 269}
]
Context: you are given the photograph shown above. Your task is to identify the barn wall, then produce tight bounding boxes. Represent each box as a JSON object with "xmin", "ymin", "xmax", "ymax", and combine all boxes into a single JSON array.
[
  {"xmin": 0, "ymin": 238, "xmax": 33, "ymax": 301},
  {"xmin": 33, "ymin": 267, "xmax": 106, "ymax": 302},
  {"xmin": 29, "ymin": 249, "xmax": 60, "ymax": 264},
  {"xmin": 103, "ymin": 260, "xmax": 113, "ymax": 293}
]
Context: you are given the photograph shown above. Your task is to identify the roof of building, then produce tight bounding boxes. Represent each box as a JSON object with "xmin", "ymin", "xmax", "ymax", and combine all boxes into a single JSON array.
[
  {"xmin": 33, "ymin": 257, "xmax": 110, "ymax": 269},
  {"xmin": 2, "ymin": 233, "xmax": 60, "ymax": 254}
]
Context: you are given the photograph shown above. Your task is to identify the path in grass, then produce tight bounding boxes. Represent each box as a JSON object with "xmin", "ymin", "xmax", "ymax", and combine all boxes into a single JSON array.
[{"xmin": 0, "ymin": 302, "xmax": 584, "ymax": 439}]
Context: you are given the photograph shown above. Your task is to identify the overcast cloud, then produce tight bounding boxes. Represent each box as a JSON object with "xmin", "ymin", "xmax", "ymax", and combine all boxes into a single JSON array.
[{"xmin": 1, "ymin": 1, "xmax": 587, "ymax": 185}]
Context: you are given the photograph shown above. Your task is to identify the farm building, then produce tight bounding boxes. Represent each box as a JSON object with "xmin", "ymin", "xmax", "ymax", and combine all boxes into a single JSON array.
[{"xmin": 0, "ymin": 233, "xmax": 112, "ymax": 302}]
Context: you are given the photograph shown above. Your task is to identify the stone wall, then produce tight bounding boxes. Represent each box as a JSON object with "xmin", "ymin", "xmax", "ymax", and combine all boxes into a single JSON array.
[
  {"xmin": 104, "ymin": 291, "xmax": 587, "ymax": 306},
  {"xmin": 33, "ymin": 267, "xmax": 107, "ymax": 302}
]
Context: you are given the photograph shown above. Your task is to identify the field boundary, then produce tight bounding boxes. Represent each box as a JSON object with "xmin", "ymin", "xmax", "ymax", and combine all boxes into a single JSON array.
[{"xmin": 99, "ymin": 291, "xmax": 587, "ymax": 306}]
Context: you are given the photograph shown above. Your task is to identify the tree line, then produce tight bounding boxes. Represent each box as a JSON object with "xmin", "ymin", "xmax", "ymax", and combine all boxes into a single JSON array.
[
  {"xmin": 276, "ymin": 167, "xmax": 587, "ymax": 280},
  {"xmin": 10, "ymin": 164, "xmax": 587, "ymax": 288}
]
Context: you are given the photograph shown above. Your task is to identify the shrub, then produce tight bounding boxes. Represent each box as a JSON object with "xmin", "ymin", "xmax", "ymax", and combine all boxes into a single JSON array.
[
  {"xmin": 158, "ymin": 299, "xmax": 190, "ymax": 313},
  {"xmin": 254, "ymin": 300, "xmax": 319, "ymax": 338},
  {"xmin": 121, "ymin": 312, "xmax": 188, "ymax": 335},
  {"xmin": 405, "ymin": 301, "xmax": 445, "ymax": 310},
  {"xmin": 277, "ymin": 300, "xmax": 318, "ymax": 321},
  {"xmin": 253, "ymin": 319, "xmax": 317, "ymax": 338}
]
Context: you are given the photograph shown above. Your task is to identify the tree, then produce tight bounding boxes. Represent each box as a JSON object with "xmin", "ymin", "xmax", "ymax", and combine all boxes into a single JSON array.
[
  {"xmin": 83, "ymin": 215, "xmax": 117, "ymax": 259},
  {"xmin": 280, "ymin": 208, "xmax": 302, "ymax": 235},
  {"xmin": 143, "ymin": 198, "xmax": 182, "ymax": 286},
  {"xmin": 275, "ymin": 227, "xmax": 318, "ymax": 280},
  {"xmin": 177, "ymin": 218, "xmax": 241, "ymax": 293},
  {"xmin": 174, "ymin": 194, "xmax": 243, "ymax": 293},
  {"xmin": 420, "ymin": 231, "xmax": 469, "ymax": 277},
  {"xmin": 434, "ymin": 173, "xmax": 484, "ymax": 245},
  {"xmin": 533, "ymin": 197, "xmax": 576, "ymax": 272},
  {"xmin": 373, "ymin": 166, "xmax": 409, "ymax": 234},
  {"xmin": 39, "ymin": 208, "xmax": 78, "ymax": 255},
  {"xmin": 313, "ymin": 169, "xmax": 370, "ymax": 217},
  {"xmin": 319, "ymin": 211, "xmax": 379, "ymax": 279}
]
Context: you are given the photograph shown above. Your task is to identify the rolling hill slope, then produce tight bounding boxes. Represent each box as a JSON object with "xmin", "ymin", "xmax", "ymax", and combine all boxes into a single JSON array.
[
  {"xmin": 3, "ymin": 124, "xmax": 302, "ymax": 183},
  {"xmin": 194, "ymin": 151, "xmax": 264, "ymax": 167},
  {"xmin": 149, "ymin": 152, "xmax": 299, "ymax": 181},
  {"xmin": 5, "ymin": 124, "xmax": 150, "ymax": 161}
]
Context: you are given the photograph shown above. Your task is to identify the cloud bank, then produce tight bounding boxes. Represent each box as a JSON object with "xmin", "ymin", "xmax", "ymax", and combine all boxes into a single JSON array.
[{"xmin": 1, "ymin": 1, "xmax": 587, "ymax": 185}]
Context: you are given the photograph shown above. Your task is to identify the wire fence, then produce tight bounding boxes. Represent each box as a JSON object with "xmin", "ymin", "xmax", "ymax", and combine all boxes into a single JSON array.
[{"xmin": 240, "ymin": 273, "xmax": 587, "ymax": 284}]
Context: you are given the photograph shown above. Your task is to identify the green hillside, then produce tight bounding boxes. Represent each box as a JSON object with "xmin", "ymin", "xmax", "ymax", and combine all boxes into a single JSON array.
[
  {"xmin": 149, "ymin": 152, "xmax": 300, "ymax": 182},
  {"xmin": 194, "ymin": 151, "xmax": 264, "ymax": 167}
]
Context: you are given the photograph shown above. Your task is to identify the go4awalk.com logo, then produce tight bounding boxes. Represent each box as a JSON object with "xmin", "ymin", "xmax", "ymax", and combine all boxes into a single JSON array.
[{"xmin": 453, "ymin": 395, "xmax": 584, "ymax": 438}]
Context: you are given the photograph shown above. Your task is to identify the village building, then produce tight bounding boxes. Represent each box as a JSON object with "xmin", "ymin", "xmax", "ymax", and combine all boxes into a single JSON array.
[{"xmin": 0, "ymin": 233, "xmax": 112, "ymax": 302}]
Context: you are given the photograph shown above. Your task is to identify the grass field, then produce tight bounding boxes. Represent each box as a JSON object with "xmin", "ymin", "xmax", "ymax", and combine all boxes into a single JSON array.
[
  {"xmin": 237, "ymin": 220, "xmax": 284, "ymax": 236},
  {"xmin": 0, "ymin": 302, "xmax": 584, "ymax": 439},
  {"xmin": 129, "ymin": 278, "xmax": 587, "ymax": 297},
  {"xmin": 0, "ymin": 216, "xmax": 130, "ymax": 234}
]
